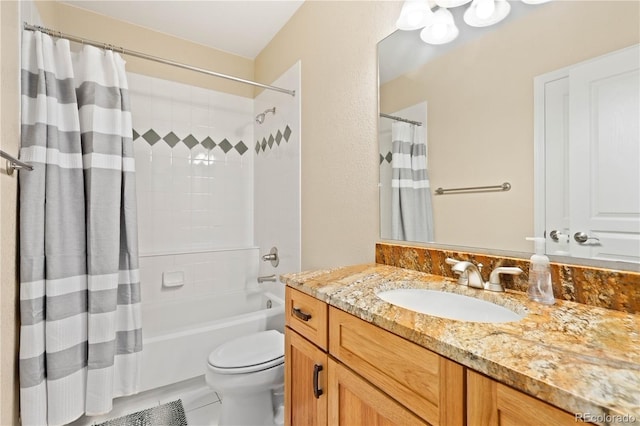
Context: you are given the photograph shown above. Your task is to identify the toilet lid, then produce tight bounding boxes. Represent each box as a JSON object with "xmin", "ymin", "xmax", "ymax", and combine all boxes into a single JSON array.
[{"xmin": 208, "ymin": 330, "xmax": 284, "ymax": 372}]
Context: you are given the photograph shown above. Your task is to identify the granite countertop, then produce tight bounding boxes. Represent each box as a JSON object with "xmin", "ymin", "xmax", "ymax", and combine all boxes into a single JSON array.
[{"xmin": 281, "ymin": 263, "xmax": 640, "ymax": 426}]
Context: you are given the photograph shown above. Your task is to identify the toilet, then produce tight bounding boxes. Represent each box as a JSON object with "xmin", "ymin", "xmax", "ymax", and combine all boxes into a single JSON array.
[{"xmin": 206, "ymin": 330, "xmax": 285, "ymax": 426}]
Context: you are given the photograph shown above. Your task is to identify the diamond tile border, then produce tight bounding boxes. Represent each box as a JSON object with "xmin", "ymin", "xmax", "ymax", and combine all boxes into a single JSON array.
[
  {"xmin": 380, "ymin": 151, "xmax": 393, "ymax": 164},
  {"xmin": 133, "ymin": 125, "xmax": 294, "ymax": 157},
  {"xmin": 255, "ymin": 124, "xmax": 294, "ymax": 156},
  {"xmin": 133, "ymin": 128, "xmax": 249, "ymax": 156},
  {"xmin": 141, "ymin": 129, "xmax": 161, "ymax": 145}
]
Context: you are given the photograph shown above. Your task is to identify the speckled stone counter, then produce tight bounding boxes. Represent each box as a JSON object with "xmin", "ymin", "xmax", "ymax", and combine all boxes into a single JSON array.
[{"xmin": 281, "ymin": 264, "xmax": 640, "ymax": 426}]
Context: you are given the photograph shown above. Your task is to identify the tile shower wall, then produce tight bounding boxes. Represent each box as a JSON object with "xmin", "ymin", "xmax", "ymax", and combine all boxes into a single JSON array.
[
  {"xmin": 129, "ymin": 73, "xmax": 254, "ymax": 254},
  {"xmin": 127, "ymin": 72, "xmax": 257, "ymax": 304},
  {"xmin": 254, "ymin": 62, "xmax": 302, "ymax": 298}
]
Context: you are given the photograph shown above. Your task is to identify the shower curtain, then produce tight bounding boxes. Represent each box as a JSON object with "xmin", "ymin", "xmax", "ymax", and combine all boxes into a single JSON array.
[
  {"xmin": 391, "ymin": 121, "xmax": 434, "ymax": 242},
  {"xmin": 19, "ymin": 30, "xmax": 142, "ymax": 426}
]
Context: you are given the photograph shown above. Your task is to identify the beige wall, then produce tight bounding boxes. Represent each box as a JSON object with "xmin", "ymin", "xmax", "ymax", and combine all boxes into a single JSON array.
[
  {"xmin": 255, "ymin": 1, "xmax": 401, "ymax": 269},
  {"xmin": 35, "ymin": 1, "xmax": 255, "ymax": 98},
  {"xmin": 0, "ymin": 0, "xmax": 20, "ymax": 423},
  {"xmin": 380, "ymin": 1, "xmax": 640, "ymax": 252}
]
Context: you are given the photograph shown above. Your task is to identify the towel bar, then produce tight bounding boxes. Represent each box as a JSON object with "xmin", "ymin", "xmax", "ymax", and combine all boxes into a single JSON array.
[
  {"xmin": 1, "ymin": 150, "xmax": 33, "ymax": 175},
  {"xmin": 435, "ymin": 182, "xmax": 511, "ymax": 195}
]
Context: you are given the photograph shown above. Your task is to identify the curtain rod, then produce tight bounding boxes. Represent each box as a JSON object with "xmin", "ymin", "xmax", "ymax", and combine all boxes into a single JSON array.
[
  {"xmin": 23, "ymin": 23, "xmax": 296, "ymax": 97},
  {"xmin": 379, "ymin": 113, "xmax": 422, "ymax": 126}
]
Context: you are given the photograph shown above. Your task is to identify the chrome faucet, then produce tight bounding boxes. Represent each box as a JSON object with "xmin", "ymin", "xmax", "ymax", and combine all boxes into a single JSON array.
[
  {"xmin": 451, "ymin": 262, "xmax": 523, "ymax": 292},
  {"xmin": 486, "ymin": 267, "xmax": 523, "ymax": 292},
  {"xmin": 451, "ymin": 261, "xmax": 484, "ymax": 289},
  {"xmin": 257, "ymin": 274, "xmax": 277, "ymax": 283}
]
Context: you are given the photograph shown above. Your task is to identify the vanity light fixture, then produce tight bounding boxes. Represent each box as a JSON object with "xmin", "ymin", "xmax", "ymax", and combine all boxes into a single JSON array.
[
  {"xmin": 420, "ymin": 8, "xmax": 459, "ymax": 44},
  {"xmin": 396, "ymin": 0, "xmax": 550, "ymax": 44}
]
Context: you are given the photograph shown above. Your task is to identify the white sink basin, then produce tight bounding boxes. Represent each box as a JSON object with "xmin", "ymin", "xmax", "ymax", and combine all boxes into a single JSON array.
[{"xmin": 377, "ymin": 289, "xmax": 523, "ymax": 323}]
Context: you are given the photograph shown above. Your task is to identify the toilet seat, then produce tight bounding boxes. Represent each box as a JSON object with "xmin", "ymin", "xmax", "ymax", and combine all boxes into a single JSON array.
[{"xmin": 208, "ymin": 330, "xmax": 284, "ymax": 375}]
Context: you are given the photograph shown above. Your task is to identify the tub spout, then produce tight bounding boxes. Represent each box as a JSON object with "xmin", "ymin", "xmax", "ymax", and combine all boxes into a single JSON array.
[{"xmin": 258, "ymin": 274, "xmax": 277, "ymax": 283}]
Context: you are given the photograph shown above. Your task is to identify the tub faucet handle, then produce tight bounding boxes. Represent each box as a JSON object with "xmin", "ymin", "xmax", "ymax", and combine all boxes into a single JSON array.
[{"xmin": 261, "ymin": 247, "xmax": 279, "ymax": 267}]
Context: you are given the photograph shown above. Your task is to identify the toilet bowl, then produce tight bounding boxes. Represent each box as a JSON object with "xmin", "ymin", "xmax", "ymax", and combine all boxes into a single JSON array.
[{"xmin": 206, "ymin": 330, "xmax": 285, "ymax": 426}]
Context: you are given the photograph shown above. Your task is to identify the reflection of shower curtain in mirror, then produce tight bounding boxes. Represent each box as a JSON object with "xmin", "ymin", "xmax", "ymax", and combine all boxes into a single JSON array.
[{"xmin": 391, "ymin": 122, "xmax": 434, "ymax": 242}]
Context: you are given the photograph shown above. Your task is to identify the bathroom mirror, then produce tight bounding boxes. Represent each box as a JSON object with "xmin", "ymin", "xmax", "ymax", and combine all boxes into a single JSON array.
[{"xmin": 378, "ymin": 0, "xmax": 640, "ymax": 270}]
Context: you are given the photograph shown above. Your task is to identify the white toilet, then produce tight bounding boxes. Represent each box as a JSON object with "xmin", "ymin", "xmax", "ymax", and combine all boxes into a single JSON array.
[{"xmin": 206, "ymin": 330, "xmax": 285, "ymax": 426}]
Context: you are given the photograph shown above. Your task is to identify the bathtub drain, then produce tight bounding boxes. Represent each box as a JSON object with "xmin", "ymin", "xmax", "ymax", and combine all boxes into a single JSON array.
[{"xmin": 266, "ymin": 299, "xmax": 273, "ymax": 309}]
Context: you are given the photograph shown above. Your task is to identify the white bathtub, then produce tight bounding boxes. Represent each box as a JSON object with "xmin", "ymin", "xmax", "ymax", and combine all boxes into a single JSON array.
[{"xmin": 140, "ymin": 290, "xmax": 285, "ymax": 392}]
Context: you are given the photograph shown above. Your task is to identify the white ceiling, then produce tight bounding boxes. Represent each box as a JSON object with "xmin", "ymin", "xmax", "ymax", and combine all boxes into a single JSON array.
[{"xmin": 61, "ymin": 1, "xmax": 305, "ymax": 59}]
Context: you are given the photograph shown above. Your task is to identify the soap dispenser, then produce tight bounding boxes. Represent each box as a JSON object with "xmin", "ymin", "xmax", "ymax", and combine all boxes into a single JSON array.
[{"xmin": 525, "ymin": 237, "xmax": 555, "ymax": 305}]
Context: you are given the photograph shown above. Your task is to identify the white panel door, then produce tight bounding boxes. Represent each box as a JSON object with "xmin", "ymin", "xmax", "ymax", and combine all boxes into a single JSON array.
[
  {"xmin": 543, "ymin": 76, "xmax": 571, "ymax": 255},
  {"xmin": 569, "ymin": 45, "xmax": 640, "ymax": 262}
]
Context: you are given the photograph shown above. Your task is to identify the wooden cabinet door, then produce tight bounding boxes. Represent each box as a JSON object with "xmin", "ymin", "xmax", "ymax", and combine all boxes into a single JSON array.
[
  {"xmin": 285, "ymin": 327, "xmax": 327, "ymax": 426},
  {"xmin": 329, "ymin": 307, "xmax": 464, "ymax": 426},
  {"xmin": 467, "ymin": 370, "xmax": 583, "ymax": 426},
  {"xmin": 328, "ymin": 359, "xmax": 429, "ymax": 426}
]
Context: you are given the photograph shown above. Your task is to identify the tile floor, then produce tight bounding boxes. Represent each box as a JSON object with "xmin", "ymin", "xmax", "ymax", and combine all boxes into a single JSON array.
[{"xmin": 68, "ymin": 376, "xmax": 222, "ymax": 426}]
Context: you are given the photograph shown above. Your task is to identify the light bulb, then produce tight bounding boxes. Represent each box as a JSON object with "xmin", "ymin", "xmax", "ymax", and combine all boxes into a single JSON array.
[
  {"xmin": 476, "ymin": 0, "xmax": 495, "ymax": 19},
  {"xmin": 407, "ymin": 12, "xmax": 424, "ymax": 28},
  {"xmin": 420, "ymin": 8, "xmax": 458, "ymax": 45},
  {"xmin": 464, "ymin": 0, "xmax": 510, "ymax": 27},
  {"xmin": 431, "ymin": 21, "xmax": 448, "ymax": 40},
  {"xmin": 396, "ymin": 0, "xmax": 434, "ymax": 31}
]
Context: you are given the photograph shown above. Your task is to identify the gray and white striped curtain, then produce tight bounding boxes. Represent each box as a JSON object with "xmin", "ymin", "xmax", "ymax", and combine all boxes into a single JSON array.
[
  {"xmin": 19, "ymin": 30, "xmax": 142, "ymax": 426},
  {"xmin": 391, "ymin": 121, "xmax": 434, "ymax": 242}
]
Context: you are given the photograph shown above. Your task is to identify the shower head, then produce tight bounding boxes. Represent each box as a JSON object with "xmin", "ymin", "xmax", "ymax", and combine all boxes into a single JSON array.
[{"xmin": 255, "ymin": 107, "xmax": 276, "ymax": 124}]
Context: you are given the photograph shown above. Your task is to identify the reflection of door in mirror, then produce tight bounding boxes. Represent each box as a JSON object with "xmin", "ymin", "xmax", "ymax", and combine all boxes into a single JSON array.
[
  {"xmin": 379, "ymin": 103, "xmax": 431, "ymax": 242},
  {"xmin": 536, "ymin": 45, "xmax": 640, "ymax": 263}
]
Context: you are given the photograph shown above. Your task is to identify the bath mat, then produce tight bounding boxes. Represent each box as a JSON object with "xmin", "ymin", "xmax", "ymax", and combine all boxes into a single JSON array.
[{"xmin": 95, "ymin": 399, "xmax": 187, "ymax": 426}]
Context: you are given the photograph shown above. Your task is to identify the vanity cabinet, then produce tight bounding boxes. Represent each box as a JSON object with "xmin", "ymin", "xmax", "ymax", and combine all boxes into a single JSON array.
[
  {"xmin": 285, "ymin": 287, "xmax": 463, "ymax": 426},
  {"xmin": 285, "ymin": 287, "xmax": 584, "ymax": 426},
  {"xmin": 467, "ymin": 370, "xmax": 579, "ymax": 426}
]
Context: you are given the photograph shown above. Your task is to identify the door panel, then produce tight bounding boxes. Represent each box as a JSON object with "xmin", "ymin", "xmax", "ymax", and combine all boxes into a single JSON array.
[
  {"xmin": 541, "ymin": 45, "xmax": 640, "ymax": 262},
  {"xmin": 543, "ymin": 76, "xmax": 571, "ymax": 255},
  {"xmin": 569, "ymin": 45, "xmax": 640, "ymax": 261}
]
